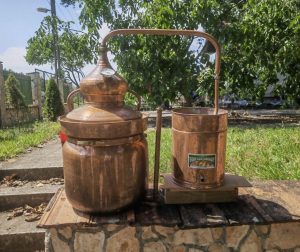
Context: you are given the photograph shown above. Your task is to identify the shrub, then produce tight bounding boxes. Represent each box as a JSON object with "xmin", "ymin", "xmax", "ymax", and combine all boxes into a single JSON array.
[
  {"xmin": 44, "ymin": 78, "xmax": 64, "ymax": 121},
  {"xmin": 5, "ymin": 73, "xmax": 27, "ymax": 109}
]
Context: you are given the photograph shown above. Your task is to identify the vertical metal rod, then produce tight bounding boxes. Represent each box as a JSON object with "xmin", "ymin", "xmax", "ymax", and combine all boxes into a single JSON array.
[
  {"xmin": 153, "ymin": 107, "xmax": 162, "ymax": 200},
  {"xmin": 50, "ymin": 0, "xmax": 64, "ymax": 101},
  {"xmin": 50, "ymin": 0, "xmax": 58, "ymax": 85}
]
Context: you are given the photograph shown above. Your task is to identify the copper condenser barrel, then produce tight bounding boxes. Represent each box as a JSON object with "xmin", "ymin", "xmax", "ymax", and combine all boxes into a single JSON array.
[{"xmin": 172, "ymin": 108, "xmax": 228, "ymax": 189}]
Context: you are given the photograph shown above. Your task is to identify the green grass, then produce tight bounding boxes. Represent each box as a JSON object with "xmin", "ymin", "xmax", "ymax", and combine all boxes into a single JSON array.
[
  {"xmin": 0, "ymin": 121, "xmax": 60, "ymax": 161},
  {"xmin": 147, "ymin": 126, "xmax": 300, "ymax": 180},
  {"xmin": 1, "ymin": 121, "xmax": 299, "ymax": 180}
]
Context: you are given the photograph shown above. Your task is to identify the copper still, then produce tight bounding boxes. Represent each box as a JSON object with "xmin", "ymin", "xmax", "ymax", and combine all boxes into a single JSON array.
[
  {"xmin": 59, "ymin": 45, "xmax": 148, "ymax": 213},
  {"xmin": 59, "ymin": 28, "xmax": 227, "ymax": 212}
]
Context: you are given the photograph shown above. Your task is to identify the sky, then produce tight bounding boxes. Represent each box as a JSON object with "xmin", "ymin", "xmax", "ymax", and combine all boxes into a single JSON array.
[
  {"xmin": 0, "ymin": 1, "xmax": 206, "ymax": 76},
  {"xmin": 0, "ymin": 0, "xmax": 102, "ymax": 75}
]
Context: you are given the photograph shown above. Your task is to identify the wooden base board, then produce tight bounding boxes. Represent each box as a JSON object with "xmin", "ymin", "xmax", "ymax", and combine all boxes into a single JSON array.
[{"xmin": 161, "ymin": 174, "xmax": 251, "ymax": 204}]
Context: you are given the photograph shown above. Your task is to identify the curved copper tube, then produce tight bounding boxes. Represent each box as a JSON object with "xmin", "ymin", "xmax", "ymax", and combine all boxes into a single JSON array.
[
  {"xmin": 66, "ymin": 88, "xmax": 81, "ymax": 112},
  {"xmin": 101, "ymin": 28, "xmax": 221, "ymax": 114},
  {"xmin": 127, "ymin": 89, "xmax": 141, "ymax": 110}
]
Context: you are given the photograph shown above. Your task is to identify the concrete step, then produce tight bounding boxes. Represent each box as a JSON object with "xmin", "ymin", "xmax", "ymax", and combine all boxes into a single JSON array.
[
  {"xmin": 0, "ymin": 139, "xmax": 63, "ymax": 181},
  {"xmin": 0, "ymin": 181, "xmax": 63, "ymax": 211},
  {"xmin": 0, "ymin": 210, "xmax": 45, "ymax": 252},
  {"xmin": 0, "ymin": 166, "xmax": 63, "ymax": 181}
]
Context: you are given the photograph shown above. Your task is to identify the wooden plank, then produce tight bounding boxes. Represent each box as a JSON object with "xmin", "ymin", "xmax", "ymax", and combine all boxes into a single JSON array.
[
  {"xmin": 217, "ymin": 196, "xmax": 265, "ymax": 225},
  {"xmin": 135, "ymin": 201, "xmax": 181, "ymax": 226},
  {"xmin": 38, "ymin": 188, "xmax": 63, "ymax": 228},
  {"xmin": 250, "ymin": 197, "xmax": 296, "ymax": 222},
  {"xmin": 242, "ymin": 195, "xmax": 273, "ymax": 222},
  {"xmin": 162, "ymin": 174, "xmax": 240, "ymax": 204},
  {"xmin": 38, "ymin": 189, "xmax": 90, "ymax": 227},
  {"xmin": 163, "ymin": 188, "xmax": 238, "ymax": 204},
  {"xmin": 90, "ymin": 211, "xmax": 129, "ymax": 225},
  {"xmin": 204, "ymin": 204, "xmax": 228, "ymax": 226},
  {"xmin": 179, "ymin": 205, "xmax": 207, "ymax": 228},
  {"xmin": 54, "ymin": 191, "xmax": 90, "ymax": 225},
  {"xmin": 161, "ymin": 173, "xmax": 252, "ymax": 191},
  {"xmin": 179, "ymin": 203, "xmax": 228, "ymax": 228}
]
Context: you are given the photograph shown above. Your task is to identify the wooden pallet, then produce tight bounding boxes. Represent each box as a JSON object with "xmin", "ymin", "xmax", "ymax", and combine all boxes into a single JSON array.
[{"xmin": 161, "ymin": 173, "xmax": 252, "ymax": 204}]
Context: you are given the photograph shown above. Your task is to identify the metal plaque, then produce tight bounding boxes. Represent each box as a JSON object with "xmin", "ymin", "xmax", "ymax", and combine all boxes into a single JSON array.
[{"xmin": 188, "ymin": 153, "xmax": 216, "ymax": 169}]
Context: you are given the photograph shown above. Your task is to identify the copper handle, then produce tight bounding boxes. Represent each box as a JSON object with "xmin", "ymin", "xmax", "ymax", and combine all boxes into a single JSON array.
[
  {"xmin": 67, "ymin": 88, "xmax": 81, "ymax": 112},
  {"xmin": 102, "ymin": 29, "xmax": 221, "ymax": 114},
  {"xmin": 127, "ymin": 89, "xmax": 141, "ymax": 110}
]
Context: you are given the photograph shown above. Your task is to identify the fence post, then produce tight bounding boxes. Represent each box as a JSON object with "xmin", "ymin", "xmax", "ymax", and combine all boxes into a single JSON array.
[
  {"xmin": 0, "ymin": 61, "xmax": 7, "ymax": 127},
  {"xmin": 27, "ymin": 72, "xmax": 43, "ymax": 119},
  {"xmin": 58, "ymin": 79, "xmax": 65, "ymax": 103}
]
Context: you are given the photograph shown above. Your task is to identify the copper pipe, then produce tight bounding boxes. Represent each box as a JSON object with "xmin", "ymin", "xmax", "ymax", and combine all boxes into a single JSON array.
[
  {"xmin": 66, "ymin": 88, "xmax": 81, "ymax": 112},
  {"xmin": 127, "ymin": 89, "xmax": 141, "ymax": 110},
  {"xmin": 101, "ymin": 29, "xmax": 221, "ymax": 114},
  {"xmin": 153, "ymin": 107, "xmax": 162, "ymax": 200}
]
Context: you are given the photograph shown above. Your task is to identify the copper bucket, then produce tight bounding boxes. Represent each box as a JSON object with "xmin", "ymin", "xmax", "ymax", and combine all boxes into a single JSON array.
[{"xmin": 172, "ymin": 107, "xmax": 228, "ymax": 189}]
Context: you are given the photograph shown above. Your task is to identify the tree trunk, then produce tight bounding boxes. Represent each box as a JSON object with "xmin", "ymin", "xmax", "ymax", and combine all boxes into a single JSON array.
[{"xmin": 183, "ymin": 94, "xmax": 193, "ymax": 107}]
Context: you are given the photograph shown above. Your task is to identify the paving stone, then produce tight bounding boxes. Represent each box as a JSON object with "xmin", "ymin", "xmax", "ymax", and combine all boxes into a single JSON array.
[
  {"xmin": 154, "ymin": 225, "xmax": 177, "ymax": 244},
  {"xmin": 171, "ymin": 245, "xmax": 186, "ymax": 252},
  {"xmin": 208, "ymin": 243, "xmax": 230, "ymax": 252},
  {"xmin": 106, "ymin": 227, "xmax": 139, "ymax": 252},
  {"xmin": 74, "ymin": 231, "xmax": 105, "ymax": 252},
  {"xmin": 188, "ymin": 248, "xmax": 204, "ymax": 252},
  {"xmin": 240, "ymin": 229, "xmax": 263, "ymax": 252},
  {"xmin": 265, "ymin": 223, "xmax": 300, "ymax": 250},
  {"xmin": 57, "ymin": 226, "xmax": 72, "ymax": 240},
  {"xmin": 142, "ymin": 226, "xmax": 158, "ymax": 240},
  {"xmin": 225, "ymin": 225, "xmax": 249, "ymax": 249},
  {"xmin": 210, "ymin": 227, "xmax": 224, "ymax": 240},
  {"xmin": 50, "ymin": 228, "xmax": 71, "ymax": 252},
  {"xmin": 174, "ymin": 228, "xmax": 213, "ymax": 246},
  {"xmin": 254, "ymin": 225, "xmax": 269, "ymax": 235},
  {"xmin": 144, "ymin": 241, "xmax": 167, "ymax": 252}
]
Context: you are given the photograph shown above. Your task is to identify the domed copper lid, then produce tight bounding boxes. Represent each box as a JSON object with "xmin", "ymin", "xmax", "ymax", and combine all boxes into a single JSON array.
[
  {"xmin": 79, "ymin": 47, "xmax": 128, "ymax": 105},
  {"xmin": 59, "ymin": 46, "xmax": 146, "ymax": 139}
]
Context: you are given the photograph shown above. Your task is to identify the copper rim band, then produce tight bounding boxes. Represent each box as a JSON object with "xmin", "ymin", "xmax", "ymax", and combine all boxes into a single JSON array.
[{"xmin": 67, "ymin": 135, "xmax": 143, "ymax": 146}]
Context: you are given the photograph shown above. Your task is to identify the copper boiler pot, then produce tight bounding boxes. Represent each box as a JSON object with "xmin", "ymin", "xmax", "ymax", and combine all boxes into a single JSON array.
[{"xmin": 59, "ymin": 45, "xmax": 148, "ymax": 213}]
